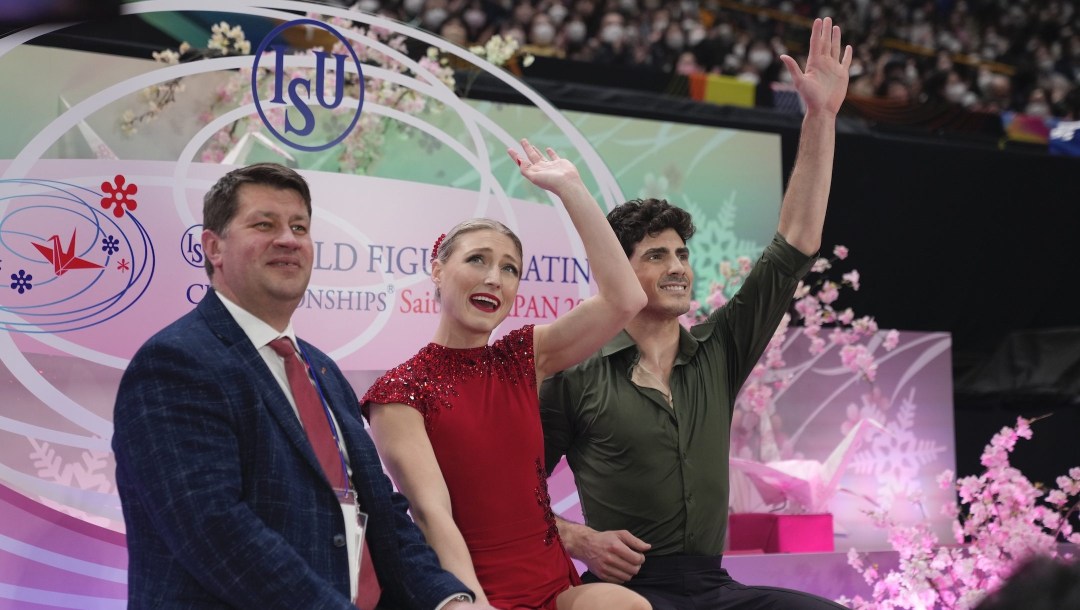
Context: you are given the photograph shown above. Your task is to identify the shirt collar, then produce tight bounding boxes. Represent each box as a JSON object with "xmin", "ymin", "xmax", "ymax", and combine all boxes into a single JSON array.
[
  {"xmin": 216, "ymin": 292, "xmax": 298, "ymax": 350},
  {"xmin": 599, "ymin": 323, "xmax": 712, "ymax": 365}
]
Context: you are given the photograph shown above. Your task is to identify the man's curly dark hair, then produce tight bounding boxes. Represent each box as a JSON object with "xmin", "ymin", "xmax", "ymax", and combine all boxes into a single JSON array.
[{"xmin": 606, "ymin": 198, "xmax": 696, "ymax": 257}]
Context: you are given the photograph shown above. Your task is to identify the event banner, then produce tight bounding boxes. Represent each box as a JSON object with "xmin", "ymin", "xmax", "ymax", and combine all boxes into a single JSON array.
[
  {"xmin": 0, "ymin": 0, "xmax": 784, "ymax": 525},
  {"xmin": 0, "ymin": 2, "xmax": 954, "ymax": 608}
]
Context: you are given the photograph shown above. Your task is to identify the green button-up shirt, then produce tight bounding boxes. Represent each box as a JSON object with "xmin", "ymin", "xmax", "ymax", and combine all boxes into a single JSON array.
[{"xmin": 540, "ymin": 233, "xmax": 813, "ymax": 556}]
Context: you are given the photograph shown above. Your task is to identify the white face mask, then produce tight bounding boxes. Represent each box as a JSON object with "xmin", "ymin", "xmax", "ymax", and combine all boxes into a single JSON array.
[
  {"xmin": 666, "ymin": 33, "xmax": 685, "ymax": 50},
  {"xmin": 464, "ymin": 8, "xmax": 486, "ymax": 28},
  {"xmin": 1025, "ymin": 101, "xmax": 1050, "ymax": 117},
  {"xmin": 716, "ymin": 24, "xmax": 734, "ymax": 43},
  {"xmin": 688, "ymin": 27, "xmax": 705, "ymax": 46},
  {"xmin": 423, "ymin": 8, "xmax": 449, "ymax": 29},
  {"xmin": 549, "ymin": 4, "xmax": 568, "ymax": 24},
  {"xmin": 601, "ymin": 24, "xmax": 624, "ymax": 45},
  {"xmin": 504, "ymin": 28, "xmax": 526, "ymax": 46},
  {"xmin": 356, "ymin": 0, "xmax": 379, "ymax": 13},
  {"xmin": 565, "ymin": 21, "xmax": 587, "ymax": 44},
  {"xmin": 676, "ymin": 55, "xmax": 699, "ymax": 75},
  {"xmin": 532, "ymin": 23, "xmax": 556, "ymax": 45},
  {"xmin": 403, "ymin": 0, "xmax": 425, "ymax": 16},
  {"xmin": 945, "ymin": 82, "xmax": 968, "ymax": 103},
  {"xmin": 749, "ymin": 49, "xmax": 772, "ymax": 70}
]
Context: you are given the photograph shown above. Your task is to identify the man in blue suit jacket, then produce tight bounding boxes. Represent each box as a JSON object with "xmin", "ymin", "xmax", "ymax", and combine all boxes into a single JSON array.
[{"xmin": 113, "ymin": 163, "xmax": 493, "ymax": 609}]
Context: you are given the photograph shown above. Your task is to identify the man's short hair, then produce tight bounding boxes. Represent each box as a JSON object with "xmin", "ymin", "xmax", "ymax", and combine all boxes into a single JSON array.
[
  {"xmin": 201, "ymin": 163, "xmax": 311, "ymax": 277},
  {"xmin": 606, "ymin": 198, "xmax": 696, "ymax": 257}
]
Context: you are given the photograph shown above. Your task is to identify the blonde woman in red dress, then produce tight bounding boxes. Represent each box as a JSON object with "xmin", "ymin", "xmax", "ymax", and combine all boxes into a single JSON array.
[{"xmin": 362, "ymin": 139, "xmax": 650, "ymax": 610}]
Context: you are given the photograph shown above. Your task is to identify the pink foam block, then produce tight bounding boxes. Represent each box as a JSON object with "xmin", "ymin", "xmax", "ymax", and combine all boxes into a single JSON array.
[{"xmin": 728, "ymin": 513, "xmax": 834, "ymax": 554}]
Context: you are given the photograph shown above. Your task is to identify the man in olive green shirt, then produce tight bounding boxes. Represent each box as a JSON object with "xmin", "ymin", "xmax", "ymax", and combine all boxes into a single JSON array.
[{"xmin": 539, "ymin": 17, "xmax": 853, "ymax": 610}]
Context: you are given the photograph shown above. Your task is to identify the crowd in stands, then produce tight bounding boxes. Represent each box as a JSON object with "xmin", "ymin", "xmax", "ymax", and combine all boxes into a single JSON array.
[{"xmin": 350, "ymin": 0, "xmax": 1080, "ymax": 121}]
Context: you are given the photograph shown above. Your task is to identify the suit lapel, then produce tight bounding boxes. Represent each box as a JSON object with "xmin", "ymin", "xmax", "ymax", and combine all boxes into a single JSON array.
[{"xmin": 198, "ymin": 291, "xmax": 331, "ymax": 487}]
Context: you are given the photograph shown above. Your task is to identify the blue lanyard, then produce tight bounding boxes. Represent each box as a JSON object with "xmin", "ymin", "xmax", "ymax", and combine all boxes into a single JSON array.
[{"xmin": 296, "ymin": 341, "xmax": 351, "ymax": 498}]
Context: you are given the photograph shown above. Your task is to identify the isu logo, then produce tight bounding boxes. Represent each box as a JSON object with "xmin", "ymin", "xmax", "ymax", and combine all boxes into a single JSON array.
[{"xmin": 252, "ymin": 19, "xmax": 365, "ymax": 152}]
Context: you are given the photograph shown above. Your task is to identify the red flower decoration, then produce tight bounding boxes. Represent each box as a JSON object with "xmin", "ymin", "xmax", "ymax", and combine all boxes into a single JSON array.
[{"xmin": 101, "ymin": 175, "xmax": 138, "ymax": 218}]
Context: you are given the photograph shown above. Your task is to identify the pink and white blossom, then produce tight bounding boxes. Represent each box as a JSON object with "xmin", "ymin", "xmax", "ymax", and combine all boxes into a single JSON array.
[{"xmin": 846, "ymin": 417, "xmax": 1080, "ymax": 609}]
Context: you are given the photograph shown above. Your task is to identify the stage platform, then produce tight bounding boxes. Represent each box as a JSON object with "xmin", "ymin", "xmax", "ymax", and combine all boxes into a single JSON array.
[{"xmin": 724, "ymin": 548, "xmax": 898, "ymax": 602}]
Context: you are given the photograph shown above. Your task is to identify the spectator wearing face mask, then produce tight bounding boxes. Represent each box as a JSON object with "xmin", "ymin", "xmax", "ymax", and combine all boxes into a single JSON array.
[
  {"xmin": 878, "ymin": 77, "xmax": 915, "ymax": 105},
  {"xmin": 561, "ymin": 17, "xmax": 592, "ymax": 61},
  {"xmin": 402, "ymin": 0, "xmax": 427, "ymax": 21},
  {"xmin": 420, "ymin": 0, "xmax": 451, "ymax": 32},
  {"xmin": 674, "ymin": 50, "xmax": 704, "ymax": 75},
  {"xmin": 510, "ymin": 1, "xmax": 535, "ymax": 29},
  {"xmin": 440, "ymin": 16, "xmax": 470, "ymax": 47},
  {"xmin": 592, "ymin": 11, "xmax": 633, "ymax": 65},
  {"xmin": 1060, "ymin": 86, "xmax": 1080, "ymax": 120},
  {"xmin": 694, "ymin": 20, "xmax": 737, "ymax": 73},
  {"xmin": 523, "ymin": 13, "xmax": 565, "ymax": 58},
  {"xmin": 545, "ymin": 0, "xmax": 569, "ymax": 26},
  {"xmin": 944, "ymin": 70, "xmax": 977, "ymax": 106},
  {"xmin": 647, "ymin": 23, "xmax": 686, "ymax": 73},
  {"xmin": 499, "ymin": 21, "xmax": 528, "ymax": 49},
  {"xmin": 736, "ymin": 41, "xmax": 776, "ymax": 85},
  {"xmin": 570, "ymin": 0, "xmax": 596, "ymax": 23},
  {"xmin": 460, "ymin": 1, "xmax": 495, "ymax": 45},
  {"xmin": 1024, "ymin": 86, "xmax": 1053, "ymax": 118},
  {"xmin": 923, "ymin": 68, "xmax": 974, "ymax": 107}
]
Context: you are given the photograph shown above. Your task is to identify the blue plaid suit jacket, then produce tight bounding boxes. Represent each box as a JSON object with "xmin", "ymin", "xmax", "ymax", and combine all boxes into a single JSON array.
[{"xmin": 113, "ymin": 290, "xmax": 467, "ymax": 609}]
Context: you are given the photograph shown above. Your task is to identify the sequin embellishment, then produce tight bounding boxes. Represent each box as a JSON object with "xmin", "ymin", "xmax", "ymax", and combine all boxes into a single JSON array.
[
  {"xmin": 534, "ymin": 457, "xmax": 560, "ymax": 546},
  {"xmin": 361, "ymin": 325, "xmax": 536, "ymax": 427}
]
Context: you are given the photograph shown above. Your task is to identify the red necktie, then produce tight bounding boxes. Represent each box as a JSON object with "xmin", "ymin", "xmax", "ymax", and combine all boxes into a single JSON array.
[{"xmin": 268, "ymin": 337, "xmax": 382, "ymax": 609}]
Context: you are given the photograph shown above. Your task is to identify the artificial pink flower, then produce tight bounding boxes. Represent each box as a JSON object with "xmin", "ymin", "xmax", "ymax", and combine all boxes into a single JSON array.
[
  {"xmin": 883, "ymin": 329, "xmax": 900, "ymax": 351},
  {"xmin": 842, "ymin": 269, "xmax": 860, "ymax": 290},
  {"xmin": 794, "ymin": 295, "xmax": 820, "ymax": 320},
  {"xmin": 707, "ymin": 284, "xmax": 728, "ymax": 309},
  {"xmin": 838, "ymin": 308, "xmax": 855, "ymax": 325},
  {"xmin": 818, "ymin": 281, "xmax": 840, "ymax": 304},
  {"xmin": 848, "ymin": 416, "xmax": 1078, "ymax": 610}
]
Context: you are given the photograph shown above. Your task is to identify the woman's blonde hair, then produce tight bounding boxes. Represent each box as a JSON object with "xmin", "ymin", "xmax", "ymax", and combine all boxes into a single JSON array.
[{"xmin": 433, "ymin": 218, "xmax": 523, "ymax": 300}]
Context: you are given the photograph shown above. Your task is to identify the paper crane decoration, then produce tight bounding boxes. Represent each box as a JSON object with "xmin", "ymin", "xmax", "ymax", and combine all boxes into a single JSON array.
[{"xmin": 729, "ymin": 418, "xmax": 888, "ymax": 514}]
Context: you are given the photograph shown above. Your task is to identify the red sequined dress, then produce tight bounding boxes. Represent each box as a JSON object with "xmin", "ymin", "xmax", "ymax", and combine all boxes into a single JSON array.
[{"xmin": 361, "ymin": 325, "xmax": 580, "ymax": 610}]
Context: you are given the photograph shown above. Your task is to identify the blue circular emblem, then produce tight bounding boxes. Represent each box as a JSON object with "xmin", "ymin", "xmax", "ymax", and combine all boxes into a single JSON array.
[
  {"xmin": 252, "ymin": 18, "xmax": 366, "ymax": 152},
  {"xmin": 0, "ymin": 178, "xmax": 155, "ymax": 333},
  {"xmin": 181, "ymin": 224, "xmax": 204, "ymax": 268}
]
